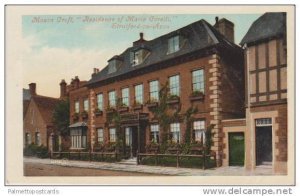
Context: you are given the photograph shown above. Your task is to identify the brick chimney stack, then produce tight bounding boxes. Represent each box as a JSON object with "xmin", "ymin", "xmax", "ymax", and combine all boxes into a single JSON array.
[
  {"xmin": 214, "ymin": 17, "xmax": 235, "ymax": 43},
  {"xmin": 60, "ymin": 79, "xmax": 67, "ymax": 99},
  {"xmin": 74, "ymin": 76, "xmax": 80, "ymax": 89},
  {"xmin": 29, "ymin": 83, "xmax": 37, "ymax": 96}
]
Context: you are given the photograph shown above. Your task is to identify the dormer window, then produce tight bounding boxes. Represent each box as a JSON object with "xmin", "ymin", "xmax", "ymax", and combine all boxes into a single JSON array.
[
  {"xmin": 168, "ymin": 35, "xmax": 180, "ymax": 54},
  {"xmin": 107, "ymin": 55, "xmax": 123, "ymax": 74},
  {"xmin": 131, "ymin": 48, "xmax": 150, "ymax": 66}
]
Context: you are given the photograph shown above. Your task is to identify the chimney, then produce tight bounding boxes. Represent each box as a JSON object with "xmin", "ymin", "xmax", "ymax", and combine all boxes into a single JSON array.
[
  {"xmin": 214, "ymin": 17, "xmax": 235, "ymax": 43},
  {"xmin": 133, "ymin": 32, "xmax": 146, "ymax": 46},
  {"xmin": 74, "ymin": 76, "xmax": 80, "ymax": 89},
  {"xmin": 60, "ymin": 79, "xmax": 67, "ymax": 99},
  {"xmin": 29, "ymin": 83, "xmax": 37, "ymax": 96}
]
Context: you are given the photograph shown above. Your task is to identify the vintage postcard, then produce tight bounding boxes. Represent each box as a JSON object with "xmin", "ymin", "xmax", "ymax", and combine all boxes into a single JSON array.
[{"xmin": 5, "ymin": 5, "xmax": 295, "ymax": 185}]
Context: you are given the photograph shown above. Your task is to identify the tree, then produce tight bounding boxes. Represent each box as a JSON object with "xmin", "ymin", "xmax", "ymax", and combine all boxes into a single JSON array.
[{"xmin": 52, "ymin": 99, "xmax": 70, "ymax": 137}]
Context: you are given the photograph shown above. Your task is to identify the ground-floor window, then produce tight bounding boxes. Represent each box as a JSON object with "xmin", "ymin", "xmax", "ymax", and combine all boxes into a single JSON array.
[
  {"xmin": 35, "ymin": 132, "xmax": 41, "ymax": 146},
  {"xmin": 170, "ymin": 123, "xmax": 180, "ymax": 143},
  {"xmin": 150, "ymin": 124, "xmax": 159, "ymax": 143},
  {"xmin": 70, "ymin": 128, "xmax": 87, "ymax": 149},
  {"xmin": 193, "ymin": 120, "xmax": 206, "ymax": 143},
  {"xmin": 125, "ymin": 127, "xmax": 132, "ymax": 146},
  {"xmin": 109, "ymin": 128, "xmax": 116, "ymax": 142},
  {"xmin": 25, "ymin": 133, "xmax": 31, "ymax": 145},
  {"xmin": 97, "ymin": 128, "xmax": 104, "ymax": 143}
]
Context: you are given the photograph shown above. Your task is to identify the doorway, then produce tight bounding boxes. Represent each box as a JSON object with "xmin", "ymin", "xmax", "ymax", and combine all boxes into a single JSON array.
[
  {"xmin": 256, "ymin": 126, "xmax": 272, "ymax": 165},
  {"xmin": 229, "ymin": 132, "xmax": 245, "ymax": 166},
  {"xmin": 125, "ymin": 127, "xmax": 138, "ymax": 157}
]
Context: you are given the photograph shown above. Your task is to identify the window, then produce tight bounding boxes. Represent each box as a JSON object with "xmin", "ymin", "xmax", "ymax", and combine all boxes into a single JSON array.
[
  {"xmin": 70, "ymin": 128, "xmax": 87, "ymax": 149},
  {"xmin": 125, "ymin": 127, "xmax": 132, "ymax": 146},
  {"xmin": 170, "ymin": 123, "xmax": 180, "ymax": 143},
  {"xmin": 83, "ymin": 99, "xmax": 89, "ymax": 112},
  {"xmin": 134, "ymin": 84, "xmax": 143, "ymax": 104},
  {"xmin": 108, "ymin": 60, "xmax": 117, "ymax": 74},
  {"xmin": 35, "ymin": 132, "xmax": 41, "ymax": 146},
  {"xmin": 149, "ymin": 80, "xmax": 159, "ymax": 101},
  {"xmin": 75, "ymin": 101, "xmax": 79, "ymax": 113},
  {"xmin": 108, "ymin": 91, "xmax": 116, "ymax": 107},
  {"xmin": 193, "ymin": 120, "xmax": 206, "ymax": 142},
  {"xmin": 192, "ymin": 69, "xmax": 205, "ymax": 93},
  {"xmin": 25, "ymin": 133, "xmax": 31, "ymax": 146},
  {"xmin": 169, "ymin": 75, "xmax": 180, "ymax": 96},
  {"xmin": 168, "ymin": 35, "xmax": 180, "ymax": 54},
  {"xmin": 150, "ymin": 124, "xmax": 159, "ymax": 143},
  {"xmin": 97, "ymin": 94, "xmax": 103, "ymax": 111},
  {"xmin": 97, "ymin": 128, "xmax": 104, "ymax": 143},
  {"xmin": 256, "ymin": 118, "xmax": 272, "ymax": 126},
  {"xmin": 109, "ymin": 128, "xmax": 116, "ymax": 142},
  {"xmin": 121, "ymin": 88, "xmax": 129, "ymax": 106}
]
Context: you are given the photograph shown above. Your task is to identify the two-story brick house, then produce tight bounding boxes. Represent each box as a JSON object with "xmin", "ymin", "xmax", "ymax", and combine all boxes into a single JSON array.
[{"xmin": 68, "ymin": 17, "xmax": 245, "ymax": 166}]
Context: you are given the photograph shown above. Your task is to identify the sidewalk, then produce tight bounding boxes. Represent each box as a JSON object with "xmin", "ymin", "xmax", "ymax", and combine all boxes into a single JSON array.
[{"xmin": 24, "ymin": 157, "xmax": 280, "ymax": 176}]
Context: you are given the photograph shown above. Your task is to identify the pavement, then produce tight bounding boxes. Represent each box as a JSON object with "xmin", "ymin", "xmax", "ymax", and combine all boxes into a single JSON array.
[{"xmin": 24, "ymin": 157, "xmax": 283, "ymax": 176}]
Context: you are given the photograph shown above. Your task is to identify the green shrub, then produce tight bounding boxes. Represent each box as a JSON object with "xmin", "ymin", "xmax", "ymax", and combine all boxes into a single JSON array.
[{"xmin": 23, "ymin": 144, "xmax": 49, "ymax": 158}]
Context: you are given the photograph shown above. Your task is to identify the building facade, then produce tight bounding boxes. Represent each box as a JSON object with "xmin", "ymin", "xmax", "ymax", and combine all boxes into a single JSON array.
[{"xmin": 68, "ymin": 17, "xmax": 245, "ymax": 166}]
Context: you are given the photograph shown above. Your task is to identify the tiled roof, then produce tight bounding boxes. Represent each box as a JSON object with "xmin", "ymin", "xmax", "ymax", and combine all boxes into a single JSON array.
[
  {"xmin": 32, "ymin": 95, "xmax": 60, "ymax": 125},
  {"xmin": 87, "ymin": 19, "xmax": 241, "ymax": 86},
  {"xmin": 240, "ymin": 12, "xmax": 286, "ymax": 45}
]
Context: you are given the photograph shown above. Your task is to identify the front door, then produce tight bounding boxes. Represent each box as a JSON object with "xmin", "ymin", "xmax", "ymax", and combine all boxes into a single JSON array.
[
  {"xmin": 256, "ymin": 126, "xmax": 272, "ymax": 165},
  {"xmin": 229, "ymin": 132, "xmax": 245, "ymax": 166},
  {"xmin": 125, "ymin": 127, "xmax": 138, "ymax": 157}
]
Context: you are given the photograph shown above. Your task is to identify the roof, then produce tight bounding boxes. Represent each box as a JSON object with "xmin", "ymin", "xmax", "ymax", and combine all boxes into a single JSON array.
[
  {"xmin": 240, "ymin": 12, "xmax": 286, "ymax": 45},
  {"xmin": 31, "ymin": 95, "xmax": 60, "ymax": 125},
  {"xmin": 69, "ymin": 122, "xmax": 87, "ymax": 128},
  {"xmin": 87, "ymin": 19, "xmax": 241, "ymax": 86}
]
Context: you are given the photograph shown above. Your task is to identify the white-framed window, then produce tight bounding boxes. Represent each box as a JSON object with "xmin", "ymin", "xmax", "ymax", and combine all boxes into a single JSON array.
[
  {"xmin": 25, "ymin": 133, "xmax": 31, "ymax": 145},
  {"xmin": 150, "ymin": 124, "xmax": 160, "ymax": 143},
  {"xmin": 83, "ymin": 99, "xmax": 89, "ymax": 112},
  {"xmin": 108, "ymin": 60, "xmax": 117, "ymax": 74},
  {"xmin": 70, "ymin": 128, "xmax": 87, "ymax": 149},
  {"xmin": 75, "ymin": 101, "xmax": 79, "ymax": 113},
  {"xmin": 169, "ymin": 75, "xmax": 180, "ymax": 96},
  {"xmin": 97, "ymin": 93, "xmax": 103, "ymax": 111},
  {"xmin": 168, "ymin": 35, "xmax": 180, "ymax": 54},
  {"xmin": 109, "ymin": 128, "xmax": 116, "ymax": 142},
  {"xmin": 122, "ymin": 88, "xmax": 129, "ymax": 106},
  {"xmin": 255, "ymin": 118, "xmax": 272, "ymax": 126},
  {"xmin": 193, "ymin": 120, "xmax": 206, "ymax": 142},
  {"xmin": 149, "ymin": 80, "xmax": 159, "ymax": 101},
  {"xmin": 35, "ymin": 132, "xmax": 41, "ymax": 146},
  {"xmin": 134, "ymin": 84, "xmax": 143, "ymax": 104},
  {"xmin": 108, "ymin": 91, "xmax": 116, "ymax": 107},
  {"xmin": 192, "ymin": 69, "xmax": 205, "ymax": 93},
  {"xmin": 97, "ymin": 128, "xmax": 104, "ymax": 143},
  {"xmin": 170, "ymin": 123, "xmax": 180, "ymax": 143}
]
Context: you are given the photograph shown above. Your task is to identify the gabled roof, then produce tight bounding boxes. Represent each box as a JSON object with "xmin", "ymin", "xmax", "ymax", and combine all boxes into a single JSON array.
[
  {"xmin": 31, "ymin": 95, "xmax": 60, "ymax": 125},
  {"xmin": 87, "ymin": 19, "xmax": 241, "ymax": 86},
  {"xmin": 240, "ymin": 12, "xmax": 286, "ymax": 45}
]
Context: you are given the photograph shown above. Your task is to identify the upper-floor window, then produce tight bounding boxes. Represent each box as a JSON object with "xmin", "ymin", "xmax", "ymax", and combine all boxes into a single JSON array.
[
  {"xmin": 121, "ymin": 88, "xmax": 129, "ymax": 106},
  {"xmin": 150, "ymin": 124, "xmax": 159, "ymax": 143},
  {"xmin": 149, "ymin": 80, "xmax": 159, "ymax": 101},
  {"xmin": 75, "ymin": 101, "xmax": 79, "ymax": 113},
  {"xmin": 97, "ymin": 128, "xmax": 104, "ymax": 143},
  {"xmin": 192, "ymin": 69, "xmax": 205, "ymax": 93},
  {"xmin": 169, "ymin": 75, "xmax": 180, "ymax": 96},
  {"xmin": 168, "ymin": 35, "xmax": 180, "ymax": 54},
  {"xmin": 193, "ymin": 120, "xmax": 205, "ymax": 142},
  {"xmin": 108, "ymin": 60, "xmax": 117, "ymax": 74},
  {"xmin": 83, "ymin": 99, "xmax": 89, "ymax": 112},
  {"xmin": 170, "ymin": 123, "xmax": 180, "ymax": 143},
  {"xmin": 134, "ymin": 84, "xmax": 143, "ymax": 104},
  {"xmin": 35, "ymin": 132, "xmax": 41, "ymax": 146},
  {"xmin": 108, "ymin": 91, "xmax": 116, "ymax": 107},
  {"xmin": 97, "ymin": 93, "xmax": 103, "ymax": 111},
  {"xmin": 109, "ymin": 128, "xmax": 116, "ymax": 143}
]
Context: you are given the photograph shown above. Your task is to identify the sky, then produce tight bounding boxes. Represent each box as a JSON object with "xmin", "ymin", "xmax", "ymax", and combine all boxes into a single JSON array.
[{"xmin": 22, "ymin": 14, "xmax": 261, "ymax": 98}]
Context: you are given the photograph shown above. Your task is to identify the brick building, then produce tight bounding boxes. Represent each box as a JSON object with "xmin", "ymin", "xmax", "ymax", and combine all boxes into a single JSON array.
[
  {"xmin": 23, "ymin": 83, "xmax": 60, "ymax": 151},
  {"xmin": 223, "ymin": 13, "xmax": 287, "ymax": 174},
  {"xmin": 68, "ymin": 17, "xmax": 245, "ymax": 166}
]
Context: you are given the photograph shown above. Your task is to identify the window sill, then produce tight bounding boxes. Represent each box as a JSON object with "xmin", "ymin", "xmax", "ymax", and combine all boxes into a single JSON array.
[
  {"xmin": 146, "ymin": 102, "xmax": 158, "ymax": 108},
  {"xmin": 133, "ymin": 104, "xmax": 143, "ymax": 110},
  {"xmin": 166, "ymin": 98, "xmax": 180, "ymax": 104},
  {"xmin": 95, "ymin": 111, "xmax": 103, "ymax": 116},
  {"xmin": 189, "ymin": 94, "xmax": 205, "ymax": 101},
  {"xmin": 118, "ymin": 106, "xmax": 129, "ymax": 112}
]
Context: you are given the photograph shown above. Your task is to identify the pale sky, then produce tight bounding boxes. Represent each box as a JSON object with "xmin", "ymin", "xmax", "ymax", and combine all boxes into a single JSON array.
[{"xmin": 22, "ymin": 14, "xmax": 261, "ymax": 98}]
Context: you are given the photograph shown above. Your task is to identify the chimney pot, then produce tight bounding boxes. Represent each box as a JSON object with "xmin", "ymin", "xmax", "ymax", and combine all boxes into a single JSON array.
[
  {"xmin": 140, "ymin": 32, "xmax": 144, "ymax": 40},
  {"xmin": 29, "ymin": 83, "xmax": 37, "ymax": 96},
  {"xmin": 60, "ymin": 79, "xmax": 67, "ymax": 99},
  {"xmin": 215, "ymin": 17, "xmax": 219, "ymax": 23}
]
